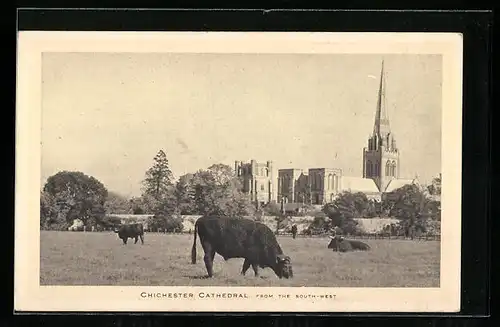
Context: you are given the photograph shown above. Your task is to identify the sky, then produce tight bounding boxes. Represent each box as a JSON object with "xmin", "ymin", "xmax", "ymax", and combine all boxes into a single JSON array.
[{"xmin": 41, "ymin": 53, "xmax": 442, "ymax": 197}]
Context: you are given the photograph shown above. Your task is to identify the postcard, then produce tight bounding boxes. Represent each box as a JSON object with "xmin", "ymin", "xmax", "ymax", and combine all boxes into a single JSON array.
[{"xmin": 15, "ymin": 31, "xmax": 462, "ymax": 312}]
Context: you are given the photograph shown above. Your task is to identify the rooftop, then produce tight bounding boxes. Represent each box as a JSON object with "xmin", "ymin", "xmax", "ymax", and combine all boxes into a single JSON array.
[{"xmin": 340, "ymin": 176, "xmax": 381, "ymax": 193}]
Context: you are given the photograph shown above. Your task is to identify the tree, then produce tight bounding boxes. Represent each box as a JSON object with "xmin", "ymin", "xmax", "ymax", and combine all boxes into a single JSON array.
[
  {"xmin": 42, "ymin": 171, "xmax": 108, "ymax": 228},
  {"xmin": 320, "ymin": 192, "xmax": 366, "ymax": 235},
  {"xmin": 328, "ymin": 191, "xmax": 371, "ymax": 218},
  {"xmin": 142, "ymin": 150, "xmax": 174, "ymax": 200},
  {"xmin": 262, "ymin": 202, "xmax": 282, "ymax": 216},
  {"xmin": 174, "ymin": 173, "xmax": 197, "ymax": 215},
  {"xmin": 129, "ymin": 196, "xmax": 145, "ymax": 214},
  {"xmin": 40, "ymin": 191, "xmax": 62, "ymax": 230},
  {"xmin": 191, "ymin": 164, "xmax": 255, "ymax": 217},
  {"xmin": 141, "ymin": 150, "xmax": 176, "ymax": 216},
  {"xmin": 386, "ymin": 184, "xmax": 440, "ymax": 235},
  {"xmin": 427, "ymin": 174, "xmax": 442, "ymax": 196}
]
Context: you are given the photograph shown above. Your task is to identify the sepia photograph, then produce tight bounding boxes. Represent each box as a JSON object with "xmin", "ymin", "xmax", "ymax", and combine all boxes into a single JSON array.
[{"xmin": 16, "ymin": 32, "xmax": 463, "ymax": 312}]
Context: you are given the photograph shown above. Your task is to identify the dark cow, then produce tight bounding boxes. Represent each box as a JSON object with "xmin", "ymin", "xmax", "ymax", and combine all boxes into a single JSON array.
[
  {"xmin": 191, "ymin": 216, "xmax": 293, "ymax": 279},
  {"xmin": 327, "ymin": 235, "xmax": 371, "ymax": 252},
  {"xmin": 114, "ymin": 223, "xmax": 145, "ymax": 245},
  {"xmin": 291, "ymin": 225, "xmax": 298, "ymax": 239}
]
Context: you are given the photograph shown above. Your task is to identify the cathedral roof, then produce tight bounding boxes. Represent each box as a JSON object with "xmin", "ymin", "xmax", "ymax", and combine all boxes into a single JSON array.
[
  {"xmin": 340, "ymin": 176, "xmax": 381, "ymax": 194},
  {"xmin": 383, "ymin": 178, "xmax": 419, "ymax": 193}
]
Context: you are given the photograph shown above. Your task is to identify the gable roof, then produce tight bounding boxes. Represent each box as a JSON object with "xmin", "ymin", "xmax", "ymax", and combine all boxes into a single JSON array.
[
  {"xmin": 384, "ymin": 178, "xmax": 418, "ymax": 193},
  {"xmin": 340, "ymin": 176, "xmax": 380, "ymax": 193}
]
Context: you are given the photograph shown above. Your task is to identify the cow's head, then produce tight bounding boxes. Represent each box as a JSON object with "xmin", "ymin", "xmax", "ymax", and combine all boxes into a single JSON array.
[
  {"xmin": 327, "ymin": 235, "xmax": 344, "ymax": 249},
  {"xmin": 276, "ymin": 254, "xmax": 293, "ymax": 279}
]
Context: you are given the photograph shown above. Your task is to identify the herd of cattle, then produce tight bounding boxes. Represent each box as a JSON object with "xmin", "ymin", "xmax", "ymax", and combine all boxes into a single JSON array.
[{"xmin": 113, "ymin": 216, "xmax": 370, "ymax": 279}]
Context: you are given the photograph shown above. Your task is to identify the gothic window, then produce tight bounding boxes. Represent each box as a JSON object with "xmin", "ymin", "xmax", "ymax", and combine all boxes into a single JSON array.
[
  {"xmin": 261, "ymin": 184, "xmax": 265, "ymax": 191},
  {"xmin": 334, "ymin": 174, "xmax": 339, "ymax": 192},
  {"xmin": 385, "ymin": 161, "xmax": 391, "ymax": 176},
  {"xmin": 367, "ymin": 160, "xmax": 372, "ymax": 177},
  {"xmin": 392, "ymin": 161, "xmax": 397, "ymax": 177},
  {"xmin": 328, "ymin": 174, "xmax": 333, "ymax": 189},
  {"xmin": 317, "ymin": 175, "xmax": 322, "ymax": 190}
]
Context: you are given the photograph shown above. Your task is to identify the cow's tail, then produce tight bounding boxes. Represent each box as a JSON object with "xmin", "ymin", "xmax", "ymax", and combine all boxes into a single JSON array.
[{"xmin": 191, "ymin": 221, "xmax": 198, "ymax": 264}]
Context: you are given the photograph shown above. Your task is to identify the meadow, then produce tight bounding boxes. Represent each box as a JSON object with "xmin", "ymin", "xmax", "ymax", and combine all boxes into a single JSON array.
[{"xmin": 40, "ymin": 231, "xmax": 440, "ymax": 287}]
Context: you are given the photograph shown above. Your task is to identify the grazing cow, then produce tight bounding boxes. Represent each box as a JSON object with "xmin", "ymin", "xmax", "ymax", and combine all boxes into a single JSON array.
[
  {"xmin": 327, "ymin": 235, "xmax": 371, "ymax": 252},
  {"xmin": 191, "ymin": 216, "xmax": 293, "ymax": 279},
  {"xmin": 114, "ymin": 223, "xmax": 145, "ymax": 245},
  {"xmin": 291, "ymin": 224, "xmax": 298, "ymax": 239}
]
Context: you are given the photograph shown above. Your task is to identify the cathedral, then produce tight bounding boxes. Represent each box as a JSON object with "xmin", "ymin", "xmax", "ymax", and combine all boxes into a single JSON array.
[{"xmin": 237, "ymin": 61, "xmax": 417, "ymax": 206}]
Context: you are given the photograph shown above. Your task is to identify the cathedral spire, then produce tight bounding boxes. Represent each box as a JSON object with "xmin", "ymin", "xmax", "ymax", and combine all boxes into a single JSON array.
[{"xmin": 373, "ymin": 60, "xmax": 391, "ymax": 138}]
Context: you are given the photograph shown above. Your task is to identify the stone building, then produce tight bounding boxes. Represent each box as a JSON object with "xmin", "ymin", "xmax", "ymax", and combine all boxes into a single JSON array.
[
  {"xmin": 235, "ymin": 159, "xmax": 274, "ymax": 206},
  {"xmin": 277, "ymin": 168, "xmax": 305, "ymax": 204},
  {"xmin": 363, "ymin": 60, "xmax": 401, "ymax": 193},
  {"xmin": 308, "ymin": 168, "xmax": 342, "ymax": 204}
]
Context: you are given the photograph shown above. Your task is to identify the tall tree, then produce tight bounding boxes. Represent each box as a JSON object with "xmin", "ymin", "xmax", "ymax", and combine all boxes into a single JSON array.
[
  {"xmin": 141, "ymin": 150, "xmax": 176, "ymax": 216},
  {"xmin": 142, "ymin": 150, "xmax": 174, "ymax": 200}
]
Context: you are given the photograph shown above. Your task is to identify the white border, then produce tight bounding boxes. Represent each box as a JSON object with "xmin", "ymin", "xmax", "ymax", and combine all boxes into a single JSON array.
[{"xmin": 15, "ymin": 32, "xmax": 463, "ymax": 312}]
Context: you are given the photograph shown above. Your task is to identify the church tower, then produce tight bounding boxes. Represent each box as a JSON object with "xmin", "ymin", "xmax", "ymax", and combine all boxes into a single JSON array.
[{"xmin": 362, "ymin": 61, "xmax": 400, "ymax": 192}]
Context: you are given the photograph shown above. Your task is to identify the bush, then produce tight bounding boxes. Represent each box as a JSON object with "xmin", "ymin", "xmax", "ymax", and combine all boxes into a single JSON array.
[
  {"xmin": 149, "ymin": 214, "xmax": 184, "ymax": 233},
  {"xmin": 165, "ymin": 216, "xmax": 184, "ymax": 233},
  {"xmin": 262, "ymin": 202, "xmax": 282, "ymax": 216},
  {"xmin": 100, "ymin": 215, "xmax": 122, "ymax": 229},
  {"xmin": 303, "ymin": 215, "xmax": 330, "ymax": 235}
]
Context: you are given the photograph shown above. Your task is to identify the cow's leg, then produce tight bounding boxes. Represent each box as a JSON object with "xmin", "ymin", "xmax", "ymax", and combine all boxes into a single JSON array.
[
  {"xmin": 122, "ymin": 237, "xmax": 127, "ymax": 245},
  {"xmin": 201, "ymin": 241, "xmax": 216, "ymax": 278},
  {"xmin": 139, "ymin": 234, "xmax": 144, "ymax": 244},
  {"xmin": 251, "ymin": 263, "xmax": 260, "ymax": 277},
  {"xmin": 134, "ymin": 236, "xmax": 139, "ymax": 244},
  {"xmin": 241, "ymin": 259, "xmax": 251, "ymax": 276}
]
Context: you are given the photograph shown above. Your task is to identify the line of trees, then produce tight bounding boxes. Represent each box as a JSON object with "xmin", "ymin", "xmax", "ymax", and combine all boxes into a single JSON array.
[
  {"xmin": 40, "ymin": 150, "xmax": 256, "ymax": 231},
  {"xmin": 304, "ymin": 177, "xmax": 441, "ymax": 237},
  {"xmin": 40, "ymin": 149, "xmax": 442, "ymax": 236}
]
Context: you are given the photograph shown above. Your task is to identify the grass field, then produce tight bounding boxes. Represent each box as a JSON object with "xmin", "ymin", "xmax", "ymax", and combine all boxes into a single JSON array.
[{"xmin": 40, "ymin": 231, "xmax": 440, "ymax": 287}]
